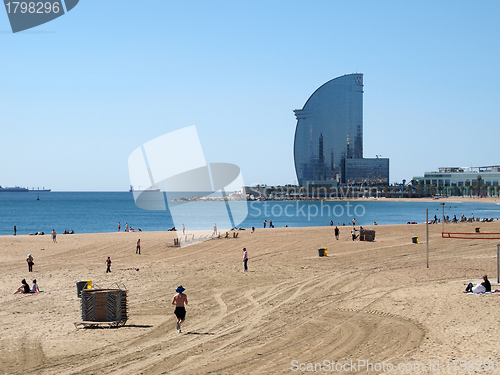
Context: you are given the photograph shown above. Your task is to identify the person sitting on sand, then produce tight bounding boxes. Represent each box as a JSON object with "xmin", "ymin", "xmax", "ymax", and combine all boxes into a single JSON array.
[
  {"xmin": 465, "ymin": 275, "xmax": 491, "ymax": 294},
  {"xmin": 31, "ymin": 279, "xmax": 40, "ymax": 293},
  {"xmin": 482, "ymin": 275, "xmax": 491, "ymax": 292},
  {"xmin": 14, "ymin": 279, "xmax": 31, "ymax": 294}
]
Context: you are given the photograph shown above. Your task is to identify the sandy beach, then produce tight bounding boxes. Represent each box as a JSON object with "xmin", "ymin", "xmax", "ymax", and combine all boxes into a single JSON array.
[{"xmin": 2, "ymin": 219, "xmax": 500, "ymax": 374}]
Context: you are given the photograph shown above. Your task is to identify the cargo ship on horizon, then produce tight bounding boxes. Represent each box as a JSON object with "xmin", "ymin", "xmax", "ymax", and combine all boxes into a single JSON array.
[{"xmin": 0, "ymin": 186, "xmax": 51, "ymax": 192}]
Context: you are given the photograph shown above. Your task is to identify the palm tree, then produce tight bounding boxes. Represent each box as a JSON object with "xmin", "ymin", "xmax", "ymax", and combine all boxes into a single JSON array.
[
  {"xmin": 392, "ymin": 186, "xmax": 399, "ymax": 198},
  {"xmin": 338, "ymin": 187, "xmax": 344, "ymax": 199},
  {"xmin": 460, "ymin": 186, "xmax": 465, "ymax": 197},
  {"xmin": 406, "ymin": 184, "xmax": 412, "ymax": 198},
  {"xmin": 489, "ymin": 185, "xmax": 495, "ymax": 197},
  {"xmin": 465, "ymin": 179, "xmax": 470, "ymax": 197},
  {"xmin": 383, "ymin": 186, "xmax": 390, "ymax": 197},
  {"xmin": 429, "ymin": 185, "xmax": 437, "ymax": 196},
  {"xmin": 477, "ymin": 175, "xmax": 482, "ymax": 196},
  {"xmin": 416, "ymin": 185, "xmax": 423, "ymax": 198}
]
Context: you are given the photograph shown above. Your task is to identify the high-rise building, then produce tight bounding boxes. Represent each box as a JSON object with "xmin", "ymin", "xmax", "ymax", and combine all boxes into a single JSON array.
[{"xmin": 293, "ymin": 74, "xmax": 388, "ymax": 186}]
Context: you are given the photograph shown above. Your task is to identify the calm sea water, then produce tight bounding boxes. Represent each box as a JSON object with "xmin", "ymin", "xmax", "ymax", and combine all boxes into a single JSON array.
[{"xmin": 0, "ymin": 192, "xmax": 499, "ymax": 236}]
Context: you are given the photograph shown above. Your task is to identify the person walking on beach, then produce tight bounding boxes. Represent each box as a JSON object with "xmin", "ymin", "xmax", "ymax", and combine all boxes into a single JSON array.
[
  {"xmin": 182, "ymin": 224, "xmax": 185, "ymax": 235},
  {"xmin": 27, "ymin": 254, "xmax": 34, "ymax": 272},
  {"xmin": 263, "ymin": 220, "xmax": 267, "ymax": 228},
  {"xmin": 118, "ymin": 222, "xmax": 121, "ymax": 232},
  {"xmin": 351, "ymin": 227, "xmax": 357, "ymax": 241},
  {"xmin": 213, "ymin": 223, "xmax": 217, "ymax": 236},
  {"xmin": 52, "ymin": 229, "xmax": 57, "ymax": 243},
  {"xmin": 136, "ymin": 239, "xmax": 141, "ymax": 255},
  {"xmin": 243, "ymin": 247, "xmax": 248, "ymax": 272},
  {"xmin": 334, "ymin": 226, "xmax": 340, "ymax": 240},
  {"xmin": 125, "ymin": 222, "xmax": 129, "ymax": 232},
  {"xmin": 106, "ymin": 257, "xmax": 112, "ymax": 273},
  {"xmin": 14, "ymin": 225, "xmax": 16, "ymax": 236},
  {"xmin": 172, "ymin": 286, "xmax": 188, "ymax": 333}
]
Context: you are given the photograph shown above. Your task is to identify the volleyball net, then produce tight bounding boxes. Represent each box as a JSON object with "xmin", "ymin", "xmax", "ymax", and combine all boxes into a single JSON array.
[{"xmin": 442, "ymin": 232, "xmax": 500, "ymax": 240}]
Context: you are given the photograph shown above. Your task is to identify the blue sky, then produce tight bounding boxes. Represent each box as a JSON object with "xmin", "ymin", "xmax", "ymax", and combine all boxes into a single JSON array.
[{"xmin": 1, "ymin": 1, "xmax": 499, "ymax": 191}]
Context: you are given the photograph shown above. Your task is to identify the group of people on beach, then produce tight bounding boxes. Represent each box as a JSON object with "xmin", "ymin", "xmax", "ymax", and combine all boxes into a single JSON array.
[
  {"xmin": 12, "ymin": 254, "xmax": 41, "ymax": 294},
  {"xmin": 464, "ymin": 275, "xmax": 492, "ymax": 294},
  {"xmin": 263, "ymin": 220, "xmax": 274, "ymax": 228},
  {"xmin": 14, "ymin": 279, "xmax": 39, "ymax": 294},
  {"xmin": 429, "ymin": 213, "xmax": 497, "ymax": 224},
  {"xmin": 13, "ymin": 223, "xmax": 252, "ymax": 335},
  {"xmin": 118, "ymin": 222, "xmax": 142, "ymax": 232}
]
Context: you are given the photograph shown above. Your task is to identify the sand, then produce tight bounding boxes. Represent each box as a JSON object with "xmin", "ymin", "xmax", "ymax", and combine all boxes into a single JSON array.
[{"xmin": 2, "ymin": 220, "xmax": 500, "ymax": 374}]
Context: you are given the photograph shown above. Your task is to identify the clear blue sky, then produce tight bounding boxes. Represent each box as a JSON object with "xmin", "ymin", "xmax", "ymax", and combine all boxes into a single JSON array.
[{"xmin": 1, "ymin": 1, "xmax": 499, "ymax": 191}]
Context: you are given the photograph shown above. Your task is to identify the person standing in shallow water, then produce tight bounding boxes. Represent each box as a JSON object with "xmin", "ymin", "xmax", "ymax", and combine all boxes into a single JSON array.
[{"xmin": 172, "ymin": 286, "xmax": 188, "ymax": 333}]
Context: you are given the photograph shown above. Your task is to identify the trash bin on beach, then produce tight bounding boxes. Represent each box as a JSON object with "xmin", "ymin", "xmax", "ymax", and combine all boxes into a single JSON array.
[
  {"xmin": 76, "ymin": 281, "xmax": 90, "ymax": 298},
  {"xmin": 412, "ymin": 236, "xmax": 418, "ymax": 244},
  {"xmin": 475, "ymin": 227, "xmax": 481, "ymax": 233},
  {"xmin": 84, "ymin": 280, "xmax": 92, "ymax": 288},
  {"xmin": 318, "ymin": 248, "xmax": 326, "ymax": 257}
]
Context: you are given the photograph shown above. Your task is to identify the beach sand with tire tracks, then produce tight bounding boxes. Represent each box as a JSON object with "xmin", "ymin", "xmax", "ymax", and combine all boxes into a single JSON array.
[{"xmin": 1, "ymin": 220, "xmax": 500, "ymax": 374}]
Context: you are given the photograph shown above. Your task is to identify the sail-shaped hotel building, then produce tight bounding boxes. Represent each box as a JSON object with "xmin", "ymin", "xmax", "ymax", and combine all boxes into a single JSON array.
[{"xmin": 293, "ymin": 74, "xmax": 389, "ymax": 187}]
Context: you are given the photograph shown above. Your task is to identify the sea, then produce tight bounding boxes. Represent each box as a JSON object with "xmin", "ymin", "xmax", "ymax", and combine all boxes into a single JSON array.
[{"xmin": 1, "ymin": 192, "xmax": 500, "ymax": 236}]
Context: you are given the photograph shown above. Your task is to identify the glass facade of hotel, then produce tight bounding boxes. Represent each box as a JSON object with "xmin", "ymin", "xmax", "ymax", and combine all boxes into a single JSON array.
[
  {"xmin": 293, "ymin": 74, "xmax": 364, "ymax": 186},
  {"xmin": 344, "ymin": 158, "xmax": 389, "ymax": 185}
]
